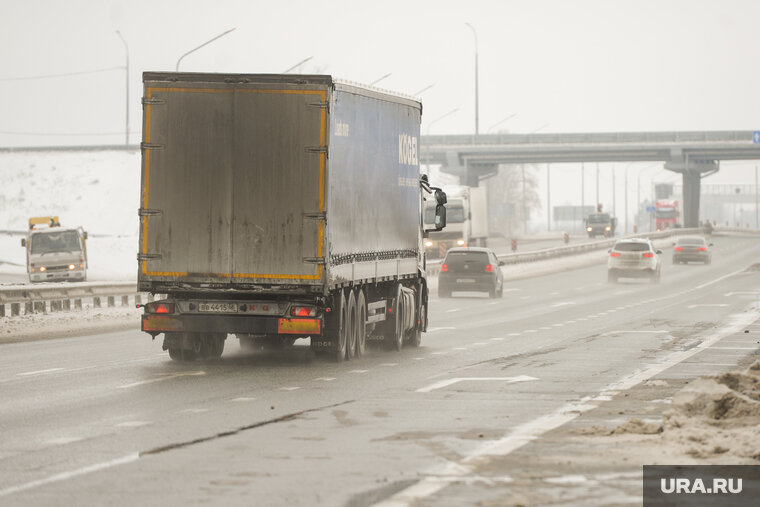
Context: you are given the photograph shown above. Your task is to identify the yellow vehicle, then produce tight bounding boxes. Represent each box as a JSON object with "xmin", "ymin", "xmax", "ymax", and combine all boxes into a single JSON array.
[{"xmin": 21, "ymin": 216, "xmax": 88, "ymax": 283}]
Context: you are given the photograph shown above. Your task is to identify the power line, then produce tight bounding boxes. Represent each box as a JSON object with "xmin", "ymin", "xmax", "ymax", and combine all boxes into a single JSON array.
[
  {"xmin": 0, "ymin": 66, "xmax": 125, "ymax": 82},
  {"xmin": 0, "ymin": 130, "xmax": 138, "ymax": 137}
]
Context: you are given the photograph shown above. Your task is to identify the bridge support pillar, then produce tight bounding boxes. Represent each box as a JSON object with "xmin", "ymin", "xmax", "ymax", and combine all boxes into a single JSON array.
[
  {"xmin": 664, "ymin": 156, "xmax": 718, "ymax": 228},
  {"xmin": 462, "ymin": 161, "xmax": 498, "ymax": 187}
]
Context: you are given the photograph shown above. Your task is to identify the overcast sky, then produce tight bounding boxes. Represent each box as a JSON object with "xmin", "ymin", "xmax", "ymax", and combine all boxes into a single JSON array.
[{"xmin": 2, "ymin": 0, "xmax": 759, "ymax": 148}]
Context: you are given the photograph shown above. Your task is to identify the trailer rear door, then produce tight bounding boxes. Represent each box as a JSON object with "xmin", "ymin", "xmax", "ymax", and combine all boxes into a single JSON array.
[{"xmin": 139, "ymin": 76, "xmax": 327, "ymax": 285}]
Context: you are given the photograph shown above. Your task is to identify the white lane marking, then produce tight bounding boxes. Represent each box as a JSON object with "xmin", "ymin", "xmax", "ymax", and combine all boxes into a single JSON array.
[
  {"xmin": 725, "ymin": 291, "xmax": 760, "ymax": 296},
  {"xmin": 427, "ymin": 327, "xmax": 456, "ymax": 332},
  {"xmin": 507, "ymin": 333, "xmax": 521, "ymax": 336},
  {"xmin": 116, "ymin": 421, "xmax": 151, "ymax": 428},
  {"xmin": 278, "ymin": 387, "xmax": 301, "ymax": 391},
  {"xmin": 314, "ymin": 377, "xmax": 336, "ymax": 382},
  {"xmin": 118, "ymin": 371, "xmax": 205, "ymax": 389},
  {"xmin": 539, "ymin": 327, "xmax": 551, "ymax": 330},
  {"xmin": 707, "ymin": 347, "xmax": 757, "ymax": 350},
  {"xmin": 349, "ymin": 370, "xmax": 368, "ymax": 373},
  {"xmin": 431, "ymin": 352, "xmax": 448, "ymax": 356},
  {"xmin": 524, "ymin": 330, "xmax": 537, "ymax": 333},
  {"xmin": 416, "ymin": 375, "xmax": 538, "ymax": 393},
  {"xmin": 414, "ymin": 357, "xmax": 426, "ymax": 361},
  {"xmin": 230, "ymin": 397, "xmax": 257, "ymax": 402},
  {"xmin": 602, "ymin": 330, "xmax": 668, "ymax": 336},
  {"xmin": 577, "ymin": 318, "xmax": 588, "ymax": 321},
  {"xmin": 487, "ymin": 301, "xmax": 500, "ymax": 305},
  {"xmin": 378, "ymin": 303, "xmax": 760, "ymax": 507},
  {"xmin": 446, "ymin": 308, "xmax": 462, "ymax": 313},
  {"xmin": 564, "ymin": 320, "xmax": 576, "ymax": 324},
  {"xmin": 490, "ymin": 337, "xmax": 505, "ymax": 341},
  {"xmin": 551, "ymin": 302, "xmax": 575, "ymax": 307},
  {"xmin": 552, "ymin": 324, "xmax": 564, "ymax": 327},
  {"xmin": 0, "ymin": 453, "xmax": 140, "ymax": 498},
  {"xmin": 681, "ymin": 363, "xmax": 741, "ymax": 366},
  {"xmin": 380, "ymin": 363, "xmax": 398, "ymax": 367},
  {"xmin": 17, "ymin": 368, "xmax": 64, "ymax": 377},
  {"xmin": 46, "ymin": 437, "xmax": 83, "ymax": 445},
  {"xmin": 549, "ymin": 292, "xmax": 559, "ymax": 296},
  {"xmin": 687, "ymin": 304, "xmax": 729, "ymax": 309},
  {"xmin": 520, "ymin": 296, "xmax": 531, "ymax": 300},
  {"xmin": 179, "ymin": 408, "xmax": 209, "ymax": 414},
  {"xmin": 696, "ymin": 268, "xmax": 745, "ymax": 290},
  {"xmin": 452, "ymin": 347, "xmax": 468, "ymax": 351},
  {"xmin": 472, "ymin": 342, "xmax": 487, "ymax": 346}
]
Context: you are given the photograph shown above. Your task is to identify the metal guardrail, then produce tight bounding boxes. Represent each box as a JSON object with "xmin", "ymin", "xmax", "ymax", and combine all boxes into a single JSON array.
[
  {"xmin": 424, "ymin": 227, "xmax": 748, "ymax": 276},
  {"xmin": 0, "ymin": 281, "xmax": 145, "ymax": 318}
]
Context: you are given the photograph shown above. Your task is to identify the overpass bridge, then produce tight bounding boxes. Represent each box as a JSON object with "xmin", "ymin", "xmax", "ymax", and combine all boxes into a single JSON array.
[{"xmin": 420, "ymin": 131, "xmax": 760, "ymax": 228}]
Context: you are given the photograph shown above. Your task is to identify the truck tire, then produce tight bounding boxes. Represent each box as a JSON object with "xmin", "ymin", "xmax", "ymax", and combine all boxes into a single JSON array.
[
  {"xmin": 346, "ymin": 290, "xmax": 357, "ymax": 360},
  {"xmin": 325, "ymin": 290, "xmax": 347, "ymax": 362},
  {"xmin": 405, "ymin": 294, "xmax": 423, "ymax": 348},
  {"xmin": 355, "ymin": 289, "xmax": 367, "ymax": 356},
  {"xmin": 384, "ymin": 283, "xmax": 403, "ymax": 351},
  {"xmin": 207, "ymin": 333, "xmax": 225, "ymax": 358}
]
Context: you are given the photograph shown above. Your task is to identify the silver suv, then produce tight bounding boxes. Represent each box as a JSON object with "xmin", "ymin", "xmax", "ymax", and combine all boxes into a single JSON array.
[{"xmin": 607, "ymin": 238, "xmax": 662, "ymax": 283}]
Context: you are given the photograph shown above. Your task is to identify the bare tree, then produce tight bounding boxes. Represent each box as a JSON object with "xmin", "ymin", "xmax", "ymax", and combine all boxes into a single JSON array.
[{"xmin": 485, "ymin": 164, "xmax": 541, "ymax": 237}]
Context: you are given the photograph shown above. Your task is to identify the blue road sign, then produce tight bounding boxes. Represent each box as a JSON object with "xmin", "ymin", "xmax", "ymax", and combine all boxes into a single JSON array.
[
  {"xmin": 646, "ymin": 206, "xmax": 656, "ymax": 212},
  {"xmin": 754, "ymin": 131, "xmax": 760, "ymax": 144}
]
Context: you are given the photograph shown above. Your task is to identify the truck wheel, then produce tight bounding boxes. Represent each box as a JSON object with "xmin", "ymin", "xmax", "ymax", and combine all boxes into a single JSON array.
[
  {"xmin": 384, "ymin": 283, "xmax": 403, "ymax": 351},
  {"xmin": 355, "ymin": 290, "xmax": 367, "ymax": 356},
  {"xmin": 326, "ymin": 290, "xmax": 347, "ymax": 362},
  {"xmin": 207, "ymin": 333, "xmax": 225, "ymax": 358},
  {"xmin": 168, "ymin": 348, "xmax": 183, "ymax": 361},
  {"xmin": 406, "ymin": 301, "xmax": 423, "ymax": 348},
  {"xmin": 346, "ymin": 290, "xmax": 357, "ymax": 360}
]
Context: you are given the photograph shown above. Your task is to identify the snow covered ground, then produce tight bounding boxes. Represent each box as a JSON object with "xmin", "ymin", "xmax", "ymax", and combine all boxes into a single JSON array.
[{"xmin": 0, "ymin": 149, "xmax": 140, "ymax": 281}]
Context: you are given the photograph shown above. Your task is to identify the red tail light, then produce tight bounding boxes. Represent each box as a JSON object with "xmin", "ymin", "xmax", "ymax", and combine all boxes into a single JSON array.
[
  {"xmin": 610, "ymin": 252, "xmax": 621, "ymax": 257},
  {"xmin": 150, "ymin": 303, "xmax": 175, "ymax": 314},
  {"xmin": 484, "ymin": 264, "xmax": 494, "ymax": 272},
  {"xmin": 291, "ymin": 306, "xmax": 317, "ymax": 317},
  {"xmin": 441, "ymin": 263, "xmax": 449, "ymax": 272},
  {"xmin": 697, "ymin": 247, "xmax": 707, "ymax": 252},
  {"xmin": 674, "ymin": 246, "xmax": 683, "ymax": 251},
  {"xmin": 642, "ymin": 252, "xmax": 654, "ymax": 258}
]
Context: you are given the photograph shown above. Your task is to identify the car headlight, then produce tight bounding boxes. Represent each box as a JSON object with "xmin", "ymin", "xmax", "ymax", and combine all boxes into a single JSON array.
[
  {"xmin": 605, "ymin": 226, "xmax": 611, "ymax": 231},
  {"xmin": 586, "ymin": 227, "xmax": 592, "ymax": 232},
  {"xmin": 68, "ymin": 264, "xmax": 76, "ymax": 270},
  {"xmin": 39, "ymin": 266, "xmax": 46, "ymax": 272},
  {"xmin": 457, "ymin": 239, "xmax": 465, "ymax": 246},
  {"xmin": 425, "ymin": 240, "xmax": 433, "ymax": 247}
]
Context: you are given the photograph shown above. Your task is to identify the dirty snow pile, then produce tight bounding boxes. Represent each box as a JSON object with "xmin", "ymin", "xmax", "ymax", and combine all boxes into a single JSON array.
[
  {"xmin": 661, "ymin": 360, "xmax": 760, "ymax": 462},
  {"xmin": 0, "ymin": 149, "xmax": 140, "ymax": 280},
  {"xmin": 600, "ymin": 361, "xmax": 760, "ymax": 463}
]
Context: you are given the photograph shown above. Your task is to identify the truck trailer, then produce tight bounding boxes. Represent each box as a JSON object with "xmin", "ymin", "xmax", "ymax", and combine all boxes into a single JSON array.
[{"xmin": 137, "ymin": 72, "xmax": 447, "ymax": 362}]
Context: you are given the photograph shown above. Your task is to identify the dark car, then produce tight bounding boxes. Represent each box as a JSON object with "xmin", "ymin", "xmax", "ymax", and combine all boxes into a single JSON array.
[
  {"xmin": 673, "ymin": 236, "xmax": 713, "ymax": 264},
  {"xmin": 438, "ymin": 247, "xmax": 504, "ymax": 298}
]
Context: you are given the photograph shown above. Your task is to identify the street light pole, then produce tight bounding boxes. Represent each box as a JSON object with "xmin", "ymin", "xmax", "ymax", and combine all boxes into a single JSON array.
[
  {"xmin": 487, "ymin": 113, "xmax": 517, "ymax": 133},
  {"xmin": 369, "ymin": 73, "xmax": 391, "ymax": 86},
  {"xmin": 175, "ymin": 28, "xmax": 236, "ymax": 71},
  {"xmin": 116, "ymin": 30, "xmax": 129, "ymax": 146},
  {"xmin": 465, "ymin": 22, "xmax": 479, "ymax": 135}
]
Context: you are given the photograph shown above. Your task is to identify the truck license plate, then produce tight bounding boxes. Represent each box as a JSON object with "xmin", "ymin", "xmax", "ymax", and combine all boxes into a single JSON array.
[
  {"xmin": 199, "ymin": 303, "xmax": 238, "ymax": 313},
  {"xmin": 456, "ymin": 278, "xmax": 476, "ymax": 283}
]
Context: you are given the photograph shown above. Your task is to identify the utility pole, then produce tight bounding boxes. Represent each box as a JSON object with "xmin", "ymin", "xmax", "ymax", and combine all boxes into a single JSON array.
[{"xmin": 546, "ymin": 164, "xmax": 551, "ymax": 231}]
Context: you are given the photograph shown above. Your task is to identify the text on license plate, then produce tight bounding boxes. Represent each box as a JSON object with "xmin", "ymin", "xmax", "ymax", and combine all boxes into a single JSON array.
[
  {"xmin": 456, "ymin": 278, "xmax": 476, "ymax": 283},
  {"xmin": 199, "ymin": 303, "xmax": 238, "ymax": 313}
]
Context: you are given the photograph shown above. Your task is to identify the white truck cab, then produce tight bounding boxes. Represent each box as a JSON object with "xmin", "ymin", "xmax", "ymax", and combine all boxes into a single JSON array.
[{"xmin": 21, "ymin": 216, "xmax": 88, "ymax": 283}]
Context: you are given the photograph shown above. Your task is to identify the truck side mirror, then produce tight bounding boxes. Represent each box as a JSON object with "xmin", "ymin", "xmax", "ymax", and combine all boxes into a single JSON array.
[
  {"xmin": 21, "ymin": 238, "xmax": 26, "ymax": 247},
  {"xmin": 435, "ymin": 189, "xmax": 447, "ymax": 205},
  {"xmin": 83, "ymin": 231, "xmax": 88, "ymax": 240},
  {"xmin": 434, "ymin": 204, "xmax": 446, "ymax": 230}
]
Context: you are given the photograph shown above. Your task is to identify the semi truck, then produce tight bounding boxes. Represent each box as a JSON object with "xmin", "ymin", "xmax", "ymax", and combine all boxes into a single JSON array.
[
  {"xmin": 423, "ymin": 184, "xmax": 488, "ymax": 256},
  {"xmin": 21, "ymin": 216, "xmax": 88, "ymax": 283},
  {"xmin": 585, "ymin": 212, "xmax": 617, "ymax": 238},
  {"xmin": 137, "ymin": 72, "xmax": 447, "ymax": 362},
  {"xmin": 655, "ymin": 200, "xmax": 680, "ymax": 230}
]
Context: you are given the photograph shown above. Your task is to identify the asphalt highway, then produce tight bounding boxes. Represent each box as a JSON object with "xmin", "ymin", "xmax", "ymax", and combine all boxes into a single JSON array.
[{"xmin": 1, "ymin": 233, "xmax": 758, "ymax": 506}]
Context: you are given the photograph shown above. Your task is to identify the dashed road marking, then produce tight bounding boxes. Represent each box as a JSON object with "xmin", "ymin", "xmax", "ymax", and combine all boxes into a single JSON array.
[
  {"xmin": 446, "ymin": 308, "xmax": 462, "ymax": 313},
  {"xmin": 349, "ymin": 369, "xmax": 369, "ymax": 373},
  {"xmin": 116, "ymin": 421, "xmax": 151, "ymax": 428},
  {"xmin": 179, "ymin": 408, "xmax": 209, "ymax": 414},
  {"xmin": 17, "ymin": 368, "xmax": 64, "ymax": 377},
  {"xmin": 118, "ymin": 371, "xmax": 205, "ymax": 389},
  {"xmin": 551, "ymin": 302, "xmax": 575, "ymax": 307},
  {"xmin": 416, "ymin": 375, "xmax": 538, "ymax": 393},
  {"xmin": 687, "ymin": 304, "xmax": 729, "ymax": 309},
  {"xmin": 230, "ymin": 397, "xmax": 257, "ymax": 402},
  {"xmin": 380, "ymin": 363, "xmax": 398, "ymax": 367},
  {"xmin": 278, "ymin": 387, "xmax": 301, "ymax": 391},
  {"xmin": 313, "ymin": 377, "xmax": 336, "ymax": 382},
  {"xmin": 46, "ymin": 437, "xmax": 83, "ymax": 445},
  {"xmin": 427, "ymin": 327, "xmax": 456, "ymax": 332}
]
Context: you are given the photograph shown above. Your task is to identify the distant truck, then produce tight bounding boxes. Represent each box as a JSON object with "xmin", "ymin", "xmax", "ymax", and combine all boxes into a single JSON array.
[
  {"xmin": 655, "ymin": 200, "xmax": 680, "ymax": 230},
  {"xmin": 137, "ymin": 72, "xmax": 447, "ymax": 362},
  {"xmin": 585, "ymin": 212, "xmax": 617, "ymax": 238},
  {"xmin": 424, "ymin": 184, "xmax": 488, "ymax": 257},
  {"xmin": 21, "ymin": 216, "xmax": 88, "ymax": 283}
]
